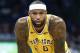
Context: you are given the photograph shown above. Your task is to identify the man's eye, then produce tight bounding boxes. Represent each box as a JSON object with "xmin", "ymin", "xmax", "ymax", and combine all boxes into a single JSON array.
[
  {"xmin": 32, "ymin": 12, "xmax": 37, "ymax": 15},
  {"xmin": 31, "ymin": 12, "xmax": 44, "ymax": 15},
  {"xmin": 39, "ymin": 12, "xmax": 44, "ymax": 14}
]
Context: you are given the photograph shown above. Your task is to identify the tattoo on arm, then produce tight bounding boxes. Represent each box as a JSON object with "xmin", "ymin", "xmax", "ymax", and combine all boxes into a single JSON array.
[
  {"xmin": 14, "ymin": 18, "xmax": 30, "ymax": 53},
  {"xmin": 49, "ymin": 16, "xmax": 66, "ymax": 53}
]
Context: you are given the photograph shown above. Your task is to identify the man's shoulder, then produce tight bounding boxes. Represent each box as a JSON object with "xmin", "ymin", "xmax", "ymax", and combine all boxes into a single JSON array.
[
  {"xmin": 16, "ymin": 16, "xmax": 28, "ymax": 24},
  {"xmin": 48, "ymin": 14, "xmax": 65, "ymax": 23}
]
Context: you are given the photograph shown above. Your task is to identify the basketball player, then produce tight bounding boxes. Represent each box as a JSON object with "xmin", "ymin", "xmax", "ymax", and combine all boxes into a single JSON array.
[{"xmin": 14, "ymin": 0, "xmax": 71, "ymax": 53}]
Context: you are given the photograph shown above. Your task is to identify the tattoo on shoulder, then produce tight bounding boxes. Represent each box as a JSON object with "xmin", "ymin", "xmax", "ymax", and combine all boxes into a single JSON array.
[
  {"xmin": 48, "ymin": 15, "xmax": 66, "ymax": 39},
  {"xmin": 17, "ymin": 17, "xmax": 27, "ymax": 23}
]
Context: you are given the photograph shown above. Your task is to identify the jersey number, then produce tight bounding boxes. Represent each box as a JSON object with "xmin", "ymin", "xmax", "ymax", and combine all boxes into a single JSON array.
[{"xmin": 43, "ymin": 46, "xmax": 48, "ymax": 51}]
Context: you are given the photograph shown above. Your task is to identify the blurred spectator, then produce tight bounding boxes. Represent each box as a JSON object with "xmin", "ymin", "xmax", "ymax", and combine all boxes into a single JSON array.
[{"xmin": 0, "ymin": 23, "xmax": 9, "ymax": 33}]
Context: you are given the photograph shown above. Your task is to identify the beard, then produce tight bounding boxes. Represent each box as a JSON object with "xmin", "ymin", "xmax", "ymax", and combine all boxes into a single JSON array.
[{"xmin": 32, "ymin": 18, "xmax": 46, "ymax": 27}]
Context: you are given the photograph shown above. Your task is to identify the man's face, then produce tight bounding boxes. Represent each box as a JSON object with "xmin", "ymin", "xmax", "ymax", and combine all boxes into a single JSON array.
[{"xmin": 28, "ymin": 9, "xmax": 47, "ymax": 27}]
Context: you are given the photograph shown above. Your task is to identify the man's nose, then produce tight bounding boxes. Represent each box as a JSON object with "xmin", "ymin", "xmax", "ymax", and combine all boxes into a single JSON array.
[{"xmin": 36, "ymin": 14, "xmax": 40, "ymax": 19}]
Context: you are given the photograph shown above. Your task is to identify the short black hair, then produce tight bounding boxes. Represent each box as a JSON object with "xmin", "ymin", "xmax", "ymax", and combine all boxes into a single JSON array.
[{"xmin": 30, "ymin": 0, "xmax": 45, "ymax": 5}]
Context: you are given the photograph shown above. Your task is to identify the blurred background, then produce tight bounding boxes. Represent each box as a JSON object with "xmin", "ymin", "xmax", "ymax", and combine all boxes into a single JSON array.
[{"xmin": 0, "ymin": 0, "xmax": 80, "ymax": 53}]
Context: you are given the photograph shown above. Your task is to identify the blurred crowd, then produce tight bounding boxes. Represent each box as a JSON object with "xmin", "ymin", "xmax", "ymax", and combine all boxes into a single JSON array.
[{"xmin": 0, "ymin": 0, "xmax": 80, "ymax": 53}]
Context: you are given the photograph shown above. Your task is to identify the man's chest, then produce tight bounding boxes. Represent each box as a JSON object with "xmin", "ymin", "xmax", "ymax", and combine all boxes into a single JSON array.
[{"xmin": 28, "ymin": 32, "xmax": 54, "ymax": 45}]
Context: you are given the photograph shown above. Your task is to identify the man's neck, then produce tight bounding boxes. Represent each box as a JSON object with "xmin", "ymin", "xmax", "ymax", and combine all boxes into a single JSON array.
[{"xmin": 34, "ymin": 24, "xmax": 45, "ymax": 33}]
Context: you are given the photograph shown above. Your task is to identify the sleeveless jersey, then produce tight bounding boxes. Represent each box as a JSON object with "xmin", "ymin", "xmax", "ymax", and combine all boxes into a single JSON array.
[{"xmin": 27, "ymin": 15, "xmax": 69, "ymax": 53}]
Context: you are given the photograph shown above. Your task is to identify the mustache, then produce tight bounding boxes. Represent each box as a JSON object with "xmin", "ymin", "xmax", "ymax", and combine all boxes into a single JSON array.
[
  {"xmin": 34, "ymin": 21, "xmax": 41, "ymax": 24},
  {"xmin": 33, "ymin": 19, "xmax": 41, "ymax": 22}
]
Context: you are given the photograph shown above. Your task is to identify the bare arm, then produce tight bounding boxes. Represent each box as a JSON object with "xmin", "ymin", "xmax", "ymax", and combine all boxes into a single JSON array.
[
  {"xmin": 49, "ymin": 15, "xmax": 66, "ymax": 53},
  {"xmin": 14, "ymin": 17, "xmax": 30, "ymax": 53}
]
